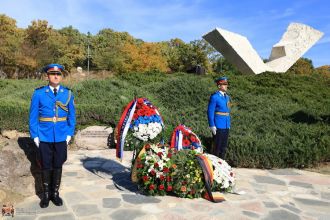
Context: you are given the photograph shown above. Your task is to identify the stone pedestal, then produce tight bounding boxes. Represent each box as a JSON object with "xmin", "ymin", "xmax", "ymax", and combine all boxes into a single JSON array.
[{"xmin": 74, "ymin": 126, "xmax": 113, "ymax": 150}]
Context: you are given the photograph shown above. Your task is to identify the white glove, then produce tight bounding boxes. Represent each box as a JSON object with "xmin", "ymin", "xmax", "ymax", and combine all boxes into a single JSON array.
[
  {"xmin": 210, "ymin": 126, "xmax": 217, "ymax": 136},
  {"xmin": 34, "ymin": 137, "xmax": 40, "ymax": 148},
  {"xmin": 66, "ymin": 136, "xmax": 71, "ymax": 145}
]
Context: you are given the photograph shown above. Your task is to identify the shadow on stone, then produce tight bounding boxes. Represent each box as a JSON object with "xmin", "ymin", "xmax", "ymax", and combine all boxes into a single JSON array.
[
  {"xmin": 17, "ymin": 137, "xmax": 43, "ymax": 198},
  {"xmin": 81, "ymin": 157, "xmax": 138, "ymax": 193}
]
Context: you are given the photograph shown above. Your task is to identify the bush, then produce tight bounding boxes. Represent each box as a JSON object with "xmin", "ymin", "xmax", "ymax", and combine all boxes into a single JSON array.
[{"xmin": 0, "ymin": 72, "xmax": 329, "ymax": 168}]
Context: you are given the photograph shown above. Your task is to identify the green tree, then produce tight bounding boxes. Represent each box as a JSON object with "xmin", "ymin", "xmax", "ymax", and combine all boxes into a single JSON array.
[
  {"xmin": 91, "ymin": 29, "xmax": 136, "ymax": 72},
  {"xmin": 21, "ymin": 20, "xmax": 77, "ymax": 72},
  {"xmin": 165, "ymin": 38, "xmax": 186, "ymax": 72},
  {"xmin": 20, "ymin": 20, "xmax": 53, "ymax": 71},
  {"xmin": 164, "ymin": 38, "xmax": 212, "ymax": 73},
  {"xmin": 25, "ymin": 20, "xmax": 52, "ymax": 48},
  {"xmin": 188, "ymin": 39, "xmax": 213, "ymax": 72},
  {"xmin": 0, "ymin": 14, "xmax": 23, "ymax": 77},
  {"xmin": 58, "ymin": 26, "xmax": 86, "ymax": 70},
  {"xmin": 212, "ymin": 56, "xmax": 240, "ymax": 74}
]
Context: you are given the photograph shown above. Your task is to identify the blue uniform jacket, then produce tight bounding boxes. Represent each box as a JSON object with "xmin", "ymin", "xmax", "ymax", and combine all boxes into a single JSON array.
[
  {"xmin": 207, "ymin": 91, "xmax": 231, "ymax": 129},
  {"xmin": 29, "ymin": 85, "xmax": 76, "ymax": 142}
]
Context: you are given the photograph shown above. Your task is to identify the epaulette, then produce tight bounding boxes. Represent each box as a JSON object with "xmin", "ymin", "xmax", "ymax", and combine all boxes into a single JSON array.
[
  {"xmin": 62, "ymin": 86, "xmax": 72, "ymax": 91},
  {"xmin": 35, "ymin": 85, "xmax": 46, "ymax": 90}
]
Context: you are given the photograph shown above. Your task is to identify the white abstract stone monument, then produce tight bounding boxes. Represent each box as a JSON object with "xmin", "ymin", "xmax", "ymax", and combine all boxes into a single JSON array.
[{"xmin": 203, "ymin": 23, "xmax": 324, "ymax": 74}]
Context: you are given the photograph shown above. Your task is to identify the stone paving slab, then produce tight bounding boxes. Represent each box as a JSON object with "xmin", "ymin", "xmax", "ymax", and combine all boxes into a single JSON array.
[{"xmin": 12, "ymin": 149, "xmax": 330, "ymax": 220}]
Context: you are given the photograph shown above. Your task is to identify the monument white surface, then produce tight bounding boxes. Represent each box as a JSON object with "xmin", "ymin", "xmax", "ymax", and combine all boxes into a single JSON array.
[{"xmin": 203, "ymin": 23, "xmax": 324, "ymax": 74}]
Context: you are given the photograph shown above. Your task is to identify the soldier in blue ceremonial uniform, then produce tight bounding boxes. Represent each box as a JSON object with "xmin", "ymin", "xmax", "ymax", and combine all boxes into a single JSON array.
[
  {"xmin": 207, "ymin": 77, "xmax": 231, "ymax": 159},
  {"xmin": 29, "ymin": 64, "xmax": 76, "ymax": 208}
]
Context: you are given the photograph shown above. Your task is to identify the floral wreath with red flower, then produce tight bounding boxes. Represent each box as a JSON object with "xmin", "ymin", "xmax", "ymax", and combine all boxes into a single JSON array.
[
  {"xmin": 130, "ymin": 98, "xmax": 164, "ymax": 142},
  {"xmin": 136, "ymin": 144, "xmax": 176, "ymax": 196},
  {"xmin": 170, "ymin": 124, "xmax": 203, "ymax": 153}
]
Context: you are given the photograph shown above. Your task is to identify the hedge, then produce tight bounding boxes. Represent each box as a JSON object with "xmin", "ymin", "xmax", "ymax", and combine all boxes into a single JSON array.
[{"xmin": 0, "ymin": 72, "xmax": 329, "ymax": 168}]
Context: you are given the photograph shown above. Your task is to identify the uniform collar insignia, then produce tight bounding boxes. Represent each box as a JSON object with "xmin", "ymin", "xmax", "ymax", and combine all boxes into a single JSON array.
[
  {"xmin": 46, "ymin": 89, "xmax": 49, "ymax": 92},
  {"xmin": 60, "ymin": 89, "xmax": 64, "ymax": 92}
]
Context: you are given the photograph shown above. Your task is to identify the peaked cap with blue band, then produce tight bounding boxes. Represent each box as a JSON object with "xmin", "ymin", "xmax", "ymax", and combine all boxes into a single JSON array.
[
  {"xmin": 43, "ymin": 64, "xmax": 64, "ymax": 73},
  {"xmin": 214, "ymin": 76, "xmax": 228, "ymax": 85}
]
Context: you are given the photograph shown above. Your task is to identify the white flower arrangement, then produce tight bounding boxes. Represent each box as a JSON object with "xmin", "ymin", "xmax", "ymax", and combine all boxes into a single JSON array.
[
  {"xmin": 204, "ymin": 153, "xmax": 236, "ymax": 190},
  {"xmin": 132, "ymin": 122, "xmax": 163, "ymax": 141}
]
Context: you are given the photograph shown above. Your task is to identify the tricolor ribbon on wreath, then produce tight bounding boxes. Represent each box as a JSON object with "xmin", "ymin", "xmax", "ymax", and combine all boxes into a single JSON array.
[{"xmin": 116, "ymin": 99, "xmax": 137, "ymax": 161}]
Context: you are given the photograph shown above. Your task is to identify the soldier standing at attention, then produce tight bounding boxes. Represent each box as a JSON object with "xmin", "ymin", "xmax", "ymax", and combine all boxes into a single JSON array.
[
  {"xmin": 29, "ymin": 64, "xmax": 76, "ymax": 208},
  {"xmin": 207, "ymin": 77, "xmax": 231, "ymax": 159}
]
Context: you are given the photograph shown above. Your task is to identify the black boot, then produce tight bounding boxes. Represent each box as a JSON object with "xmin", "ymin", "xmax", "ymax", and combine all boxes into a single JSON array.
[
  {"xmin": 51, "ymin": 168, "xmax": 63, "ymax": 206},
  {"xmin": 40, "ymin": 170, "xmax": 51, "ymax": 208}
]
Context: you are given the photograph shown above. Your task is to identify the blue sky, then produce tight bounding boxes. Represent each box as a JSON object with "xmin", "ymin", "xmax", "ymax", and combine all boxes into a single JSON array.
[{"xmin": 1, "ymin": 0, "xmax": 329, "ymax": 67}]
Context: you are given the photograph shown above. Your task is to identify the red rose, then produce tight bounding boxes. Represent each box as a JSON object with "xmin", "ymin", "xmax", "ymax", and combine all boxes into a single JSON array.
[
  {"xmin": 142, "ymin": 176, "xmax": 149, "ymax": 182},
  {"xmin": 150, "ymin": 109, "xmax": 157, "ymax": 116},
  {"xmin": 166, "ymin": 185, "xmax": 173, "ymax": 191},
  {"xmin": 190, "ymin": 136, "xmax": 197, "ymax": 142},
  {"xmin": 167, "ymin": 153, "xmax": 172, "ymax": 158},
  {"xmin": 183, "ymin": 139, "xmax": 191, "ymax": 146},
  {"xmin": 157, "ymin": 152, "xmax": 163, "ymax": 157},
  {"xmin": 150, "ymin": 170, "xmax": 156, "ymax": 176},
  {"xmin": 183, "ymin": 131, "xmax": 190, "ymax": 137},
  {"xmin": 137, "ymin": 163, "xmax": 143, "ymax": 169},
  {"xmin": 154, "ymin": 163, "xmax": 159, "ymax": 168},
  {"xmin": 178, "ymin": 125, "xmax": 184, "ymax": 130},
  {"xmin": 137, "ymin": 98, "xmax": 144, "ymax": 104},
  {"xmin": 137, "ymin": 109, "xmax": 143, "ymax": 116},
  {"xmin": 166, "ymin": 176, "xmax": 171, "ymax": 182},
  {"xmin": 145, "ymin": 144, "xmax": 151, "ymax": 150},
  {"xmin": 149, "ymin": 184, "xmax": 155, "ymax": 190},
  {"xmin": 158, "ymin": 184, "xmax": 164, "ymax": 191},
  {"xmin": 140, "ymin": 110, "xmax": 146, "ymax": 115},
  {"xmin": 163, "ymin": 167, "xmax": 169, "ymax": 173},
  {"xmin": 159, "ymin": 175, "xmax": 165, "ymax": 181}
]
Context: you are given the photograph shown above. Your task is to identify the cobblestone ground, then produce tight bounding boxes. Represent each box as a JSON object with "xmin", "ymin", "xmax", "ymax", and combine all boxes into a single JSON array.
[{"xmin": 8, "ymin": 149, "xmax": 330, "ymax": 220}]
